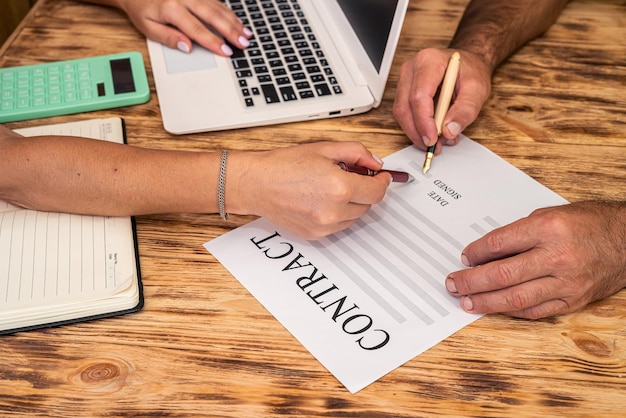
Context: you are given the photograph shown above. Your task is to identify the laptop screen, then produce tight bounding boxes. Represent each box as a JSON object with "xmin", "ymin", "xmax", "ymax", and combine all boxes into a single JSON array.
[{"xmin": 336, "ymin": 0, "xmax": 400, "ymax": 73}]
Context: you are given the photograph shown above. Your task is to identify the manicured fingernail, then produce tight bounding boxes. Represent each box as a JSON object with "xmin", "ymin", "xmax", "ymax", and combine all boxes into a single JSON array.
[
  {"xmin": 221, "ymin": 43, "xmax": 233, "ymax": 56},
  {"xmin": 372, "ymin": 153, "xmax": 383, "ymax": 164},
  {"xmin": 446, "ymin": 277, "xmax": 457, "ymax": 293},
  {"xmin": 177, "ymin": 41, "xmax": 190, "ymax": 53},
  {"xmin": 461, "ymin": 253, "xmax": 470, "ymax": 267},
  {"xmin": 238, "ymin": 36, "xmax": 250, "ymax": 48},
  {"xmin": 461, "ymin": 296, "xmax": 473, "ymax": 311},
  {"xmin": 243, "ymin": 27, "xmax": 253, "ymax": 37},
  {"xmin": 447, "ymin": 121, "xmax": 461, "ymax": 137}
]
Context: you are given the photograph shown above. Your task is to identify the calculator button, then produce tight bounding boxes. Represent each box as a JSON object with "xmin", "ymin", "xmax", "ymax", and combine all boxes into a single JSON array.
[
  {"xmin": 65, "ymin": 91, "xmax": 77, "ymax": 101},
  {"xmin": 1, "ymin": 101, "xmax": 14, "ymax": 110},
  {"xmin": 33, "ymin": 97, "xmax": 46, "ymax": 106},
  {"xmin": 17, "ymin": 98, "xmax": 29, "ymax": 108}
]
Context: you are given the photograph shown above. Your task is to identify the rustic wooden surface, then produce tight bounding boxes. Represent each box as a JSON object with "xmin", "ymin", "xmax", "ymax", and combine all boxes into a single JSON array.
[{"xmin": 1, "ymin": 0, "xmax": 625, "ymax": 416}]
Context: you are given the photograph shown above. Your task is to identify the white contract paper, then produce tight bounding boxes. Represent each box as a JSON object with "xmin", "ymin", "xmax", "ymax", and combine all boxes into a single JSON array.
[{"xmin": 204, "ymin": 136, "xmax": 568, "ymax": 393}]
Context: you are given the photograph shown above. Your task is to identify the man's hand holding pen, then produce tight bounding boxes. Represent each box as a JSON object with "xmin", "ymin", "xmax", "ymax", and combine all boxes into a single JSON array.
[{"xmin": 393, "ymin": 48, "xmax": 493, "ymax": 171}]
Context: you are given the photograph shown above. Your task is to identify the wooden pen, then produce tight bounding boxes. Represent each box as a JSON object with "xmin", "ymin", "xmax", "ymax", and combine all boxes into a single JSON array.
[{"xmin": 423, "ymin": 51, "xmax": 461, "ymax": 174}]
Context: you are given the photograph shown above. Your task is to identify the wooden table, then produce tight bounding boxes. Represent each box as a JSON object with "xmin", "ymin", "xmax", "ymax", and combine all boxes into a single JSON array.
[{"xmin": 2, "ymin": 0, "xmax": 625, "ymax": 416}]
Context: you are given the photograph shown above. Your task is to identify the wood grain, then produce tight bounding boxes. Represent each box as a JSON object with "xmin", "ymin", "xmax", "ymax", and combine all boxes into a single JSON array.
[{"xmin": 1, "ymin": 0, "xmax": 625, "ymax": 416}]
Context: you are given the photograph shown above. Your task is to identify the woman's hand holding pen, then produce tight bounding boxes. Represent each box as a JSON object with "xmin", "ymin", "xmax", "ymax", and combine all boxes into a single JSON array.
[
  {"xmin": 393, "ymin": 48, "xmax": 492, "ymax": 152},
  {"xmin": 225, "ymin": 142, "xmax": 392, "ymax": 240},
  {"xmin": 94, "ymin": 0, "xmax": 252, "ymax": 56}
]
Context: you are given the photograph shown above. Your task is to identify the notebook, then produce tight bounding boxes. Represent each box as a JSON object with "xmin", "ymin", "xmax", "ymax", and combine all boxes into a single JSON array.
[
  {"xmin": 0, "ymin": 117, "xmax": 143, "ymax": 335},
  {"xmin": 147, "ymin": 0, "xmax": 409, "ymax": 134}
]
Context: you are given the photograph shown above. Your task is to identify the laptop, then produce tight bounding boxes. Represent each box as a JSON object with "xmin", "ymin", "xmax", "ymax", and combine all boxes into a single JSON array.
[{"xmin": 147, "ymin": 0, "xmax": 409, "ymax": 134}]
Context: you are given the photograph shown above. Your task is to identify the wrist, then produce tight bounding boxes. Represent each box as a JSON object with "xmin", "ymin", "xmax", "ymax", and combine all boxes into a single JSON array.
[
  {"xmin": 221, "ymin": 151, "xmax": 255, "ymax": 217},
  {"xmin": 449, "ymin": 36, "xmax": 498, "ymax": 76}
]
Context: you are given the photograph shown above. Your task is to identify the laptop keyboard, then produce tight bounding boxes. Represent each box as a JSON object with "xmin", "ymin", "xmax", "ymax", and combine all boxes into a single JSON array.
[{"xmin": 224, "ymin": 0, "xmax": 343, "ymax": 107}]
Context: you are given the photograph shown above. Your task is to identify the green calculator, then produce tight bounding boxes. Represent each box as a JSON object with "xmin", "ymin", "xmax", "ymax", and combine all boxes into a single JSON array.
[{"xmin": 0, "ymin": 52, "xmax": 150, "ymax": 123}]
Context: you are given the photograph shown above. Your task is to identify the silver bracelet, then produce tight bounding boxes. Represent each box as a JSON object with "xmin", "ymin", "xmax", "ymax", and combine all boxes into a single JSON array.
[{"xmin": 217, "ymin": 150, "xmax": 229, "ymax": 221}]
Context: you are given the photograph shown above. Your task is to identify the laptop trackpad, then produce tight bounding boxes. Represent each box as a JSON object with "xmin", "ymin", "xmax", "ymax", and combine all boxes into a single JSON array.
[{"xmin": 162, "ymin": 44, "xmax": 217, "ymax": 74}]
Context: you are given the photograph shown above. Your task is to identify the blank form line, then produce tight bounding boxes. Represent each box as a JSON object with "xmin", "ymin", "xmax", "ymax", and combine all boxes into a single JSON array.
[
  {"xmin": 326, "ymin": 234, "xmax": 434, "ymax": 324},
  {"xmin": 2, "ymin": 212, "xmax": 16, "ymax": 302},
  {"xmin": 470, "ymin": 223, "xmax": 487, "ymax": 235},
  {"xmin": 311, "ymin": 240, "xmax": 408, "ymax": 324},
  {"xmin": 347, "ymin": 222, "xmax": 449, "ymax": 318},
  {"xmin": 484, "ymin": 216, "xmax": 501, "ymax": 229},
  {"xmin": 355, "ymin": 217, "xmax": 452, "ymax": 303},
  {"xmin": 333, "ymin": 233, "xmax": 436, "ymax": 323},
  {"xmin": 379, "ymin": 197, "xmax": 460, "ymax": 268},
  {"xmin": 43, "ymin": 213, "xmax": 49, "ymax": 298},
  {"xmin": 386, "ymin": 189, "xmax": 464, "ymax": 252},
  {"xmin": 18, "ymin": 213, "xmax": 26, "ymax": 301},
  {"xmin": 56, "ymin": 216, "xmax": 60, "ymax": 297}
]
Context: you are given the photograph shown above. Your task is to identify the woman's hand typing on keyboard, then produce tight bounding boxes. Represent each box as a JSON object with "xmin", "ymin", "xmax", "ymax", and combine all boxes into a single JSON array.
[{"xmin": 81, "ymin": 0, "xmax": 253, "ymax": 56}]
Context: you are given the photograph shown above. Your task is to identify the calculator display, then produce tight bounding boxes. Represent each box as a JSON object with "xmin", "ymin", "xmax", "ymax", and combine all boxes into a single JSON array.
[{"xmin": 110, "ymin": 58, "xmax": 136, "ymax": 94}]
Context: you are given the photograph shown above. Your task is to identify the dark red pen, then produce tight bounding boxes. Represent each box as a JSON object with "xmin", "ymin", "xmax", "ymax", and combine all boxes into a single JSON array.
[{"xmin": 338, "ymin": 162, "xmax": 414, "ymax": 183}]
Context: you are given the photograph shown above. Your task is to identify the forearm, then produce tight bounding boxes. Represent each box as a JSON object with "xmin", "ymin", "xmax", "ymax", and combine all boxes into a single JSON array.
[
  {"xmin": 450, "ymin": 0, "xmax": 570, "ymax": 73},
  {"xmin": 0, "ymin": 132, "xmax": 221, "ymax": 216}
]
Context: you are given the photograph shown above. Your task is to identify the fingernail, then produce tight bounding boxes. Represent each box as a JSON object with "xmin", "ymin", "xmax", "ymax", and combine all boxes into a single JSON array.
[
  {"xmin": 243, "ymin": 27, "xmax": 253, "ymax": 37},
  {"xmin": 422, "ymin": 135, "xmax": 432, "ymax": 147},
  {"xmin": 461, "ymin": 296, "xmax": 473, "ymax": 311},
  {"xmin": 238, "ymin": 36, "xmax": 250, "ymax": 48},
  {"xmin": 447, "ymin": 121, "xmax": 462, "ymax": 137},
  {"xmin": 177, "ymin": 41, "xmax": 190, "ymax": 53},
  {"xmin": 372, "ymin": 153, "xmax": 383, "ymax": 164},
  {"xmin": 446, "ymin": 277, "xmax": 457, "ymax": 293},
  {"xmin": 461, "ymin": 253, "xmax": 470, "ymax": 267},
  {"xmin": 221, "ymin": 43, "xmax": 233, "ymax": 56}
]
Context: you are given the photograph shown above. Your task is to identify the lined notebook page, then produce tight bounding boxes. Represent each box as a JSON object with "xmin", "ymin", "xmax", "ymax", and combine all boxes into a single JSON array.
[{"xmin": 1, "ymin": 118, "xmax": 136, "ymax": 312}]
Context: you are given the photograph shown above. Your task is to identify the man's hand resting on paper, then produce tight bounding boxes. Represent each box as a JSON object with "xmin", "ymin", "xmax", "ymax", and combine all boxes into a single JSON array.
[
  {"xmin": 226, "ymin": 142, "xmax": 392, "ymax": 240},
  {"xmin": 445, "ymin": 201, "xmax": 626, "ymax": 319}
]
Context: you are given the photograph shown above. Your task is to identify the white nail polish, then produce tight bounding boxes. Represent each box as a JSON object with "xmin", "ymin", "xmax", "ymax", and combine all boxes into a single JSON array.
[
  {"xmin": 238, "ymin": 36, "xmax": 250, "ymax": 48},
  {"xmin": 221, "ymin": 43, "xmax": 233, "ymax": 56},
  {"xmin": 177, "ymin": 41, "xmax": 190, "ymax": 53}
]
